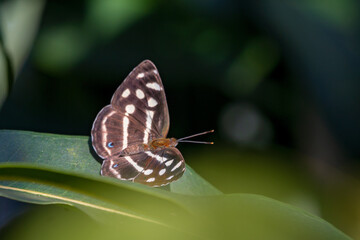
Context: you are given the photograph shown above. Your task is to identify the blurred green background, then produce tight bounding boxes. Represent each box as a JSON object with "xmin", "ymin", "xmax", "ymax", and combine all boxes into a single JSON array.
[{"xmin": 0, "ymin": 0, "xmax": 359, "ymax": 238}]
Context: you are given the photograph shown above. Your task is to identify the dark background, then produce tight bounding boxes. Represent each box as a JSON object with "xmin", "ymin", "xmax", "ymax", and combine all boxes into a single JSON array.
[{"xmin": 0, "ymin": 0, "xmax": 359, "ymax": 238}]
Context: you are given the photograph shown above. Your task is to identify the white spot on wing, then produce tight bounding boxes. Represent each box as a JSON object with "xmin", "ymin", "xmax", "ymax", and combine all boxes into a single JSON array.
[
  {"xmin": 143, "ymin": 110, "xmax": 154, "ymax": 143},
  {"xmin": 124, "ymin": 156, "xmax": 144, "ymax": 172},
  {"xmin": 146, "ymin": 82, "xmax": 161, "ymax": 91},
  {"xmin": 159, "ymin": 168, "xmax": 166, "ymax": 176},
  {"xmin": 125, "ymin": 104, "xmax": 135, "ymax": 114},
  {"xmin": 147, "ymin": 97, "xmax": 158, "ymax": 107},
  {"xmin": 137, "ymin": 73, "xmax": 145, "ymax": 78},
  {"xmin": 136, "ymin": 89, "xmax": 145, "ymax": 99},
  {"xmin": 122, "ymin": 116, "xmax": 129, "ymax": 150},
  {"xmin": 146, "ymin": 177, "xmax": 155, "ymax": 182},
  {"xmin": 144, "ymin": 169, "xmax": 153, "ymax": 175},
  {"xmin": 145, "ymin": 151, "xmax": 167, "ymax": 162},
  {"xmin": 153, "ymin": 70, "xmax": 158, "ymax": 74},
  {"xmin": 165, "ymin": 159, "xmax": 173, "ymax": 166},
  {"xmin": 166, "ymin": 175, "xmax": 174, "ymax": 180},
  {"xmin": 171, "ymin": 162, "xmax": 182, "ymax": 172},
  {"xmin": 122, "ymin": 89, "xmax": 130, "ymax": 98}
]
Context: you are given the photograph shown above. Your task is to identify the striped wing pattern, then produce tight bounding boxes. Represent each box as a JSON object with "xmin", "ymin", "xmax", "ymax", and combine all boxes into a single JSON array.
[
  {"xmin": 91, "ymin": 105, "xmax": 152, "ymax": 158},
  {"xmin": 91, "ymin": 60, "xmax": 185, "ymax": 186},
  {"xmin": 101, "ymin": 148, "xmax": 185, "ymax": 187}
]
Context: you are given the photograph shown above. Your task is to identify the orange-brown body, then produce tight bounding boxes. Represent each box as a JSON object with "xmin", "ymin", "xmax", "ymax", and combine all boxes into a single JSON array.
[
  {"xmin": 120, "ymin": 138, "xmax": 177, "ymax": 156},
  {"xmin": 148, "ymin": 138, "xmax": 177, "ymax": 149}
]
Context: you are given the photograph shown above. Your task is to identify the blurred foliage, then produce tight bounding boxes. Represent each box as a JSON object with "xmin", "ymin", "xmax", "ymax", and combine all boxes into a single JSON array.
[
  {"xmin": 0, "ymin": 0, "xmax": 359, "ymax": 239},
  {"xmin": 34, "ymin": 0, "xmax": 157, "ymax": 73},
  {"xmin": 0, "ymin": 0, "xmax": 44, "ymax": 107}
]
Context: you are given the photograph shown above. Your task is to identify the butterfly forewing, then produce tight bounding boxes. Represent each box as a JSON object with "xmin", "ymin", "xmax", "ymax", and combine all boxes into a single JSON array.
[
  {"xmin": 111, "ymin": 60, "xmax": 169, "ymax": 138},
  {"xmin": 91, "ymin": 60, "xmax": 170, "ymax": 158}
]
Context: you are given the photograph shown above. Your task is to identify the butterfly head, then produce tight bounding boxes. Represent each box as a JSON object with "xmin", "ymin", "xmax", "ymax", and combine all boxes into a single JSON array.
[{"xmin": 170, "ymin": 137, "xmax": 178, "ymax": 147}]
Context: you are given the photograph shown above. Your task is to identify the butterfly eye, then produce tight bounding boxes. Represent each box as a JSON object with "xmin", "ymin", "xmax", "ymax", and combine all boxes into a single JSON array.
[{"xmin": 108, "ymin": 142, "xmax": 114, "ymax": 148}]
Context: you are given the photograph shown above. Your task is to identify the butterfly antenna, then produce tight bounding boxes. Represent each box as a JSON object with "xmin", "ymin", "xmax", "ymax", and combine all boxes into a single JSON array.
[
  {"xmin": 178, "ymin": 140, "xmax": 214, "ymax": 144},
  {"xmin": 177, "ymin": 130, "xmax": 214, "ymax": 144}
]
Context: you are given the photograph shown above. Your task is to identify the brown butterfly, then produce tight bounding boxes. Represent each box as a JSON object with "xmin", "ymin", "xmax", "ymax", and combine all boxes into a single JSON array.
[{"xmin": 91, "ymin": 60, "xmax": 213, "ymax": 187}]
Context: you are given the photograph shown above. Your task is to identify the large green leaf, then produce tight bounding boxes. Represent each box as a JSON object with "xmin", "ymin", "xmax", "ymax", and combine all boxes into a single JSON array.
[
  {"xmin": 0, "ymin": 164, "xmax": 190, "ymax": 226},
  {"xmin": 0, "ymin": 130, "xmax": 220, "ymax": 195},
  {"xmin": 0, "ymin": 130, "xmax": 350, "ymax": 239}
]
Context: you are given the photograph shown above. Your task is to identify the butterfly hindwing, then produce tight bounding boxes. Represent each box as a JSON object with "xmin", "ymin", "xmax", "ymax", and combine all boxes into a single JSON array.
[
  {"xmin": 134, "ymin": 148, "xmax": 186, "ymax": 187},
  {"xmin": 101, "ymin": 148, "xmax": 185, "ymax": 187},
  {"xmin": 101, "ymin": 152, "xmax": 151, "ymax": 180}
]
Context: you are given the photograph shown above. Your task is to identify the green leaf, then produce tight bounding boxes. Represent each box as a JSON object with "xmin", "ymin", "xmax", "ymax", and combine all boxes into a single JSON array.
[
  {"xmin": 0, "ymin": 164, "xmax": 350, "ymax": 239},
  {"xmin": 0, "ymin": 0, "xmax": 45, "ymax": 108},
  {"xmin": 170, "ymin": 164, "xmax": 222, "ymax": 195},
  {"xmin": 0, "ymin": 130, "xmax": 350, "ymax": 239},
  {"xmin": 180, "ymin": 194, "xmax": 350, "ymax": 240},
  {"xmin": 0, "ymin": 130, "xmax": 218, "ymax": 195},
  {"xmin": 0, "ymin": 164, "xmax": 193, "ymax": 227},
  {"xmin": 0, "ymin": 204, "xmax": 195, "ymax": 240}
]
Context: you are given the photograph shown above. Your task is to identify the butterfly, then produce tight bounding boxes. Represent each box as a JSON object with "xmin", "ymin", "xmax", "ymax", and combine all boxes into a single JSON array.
[{"xmin": 91, "ymin": 60, "xmax": 213, "ymax": 187}]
